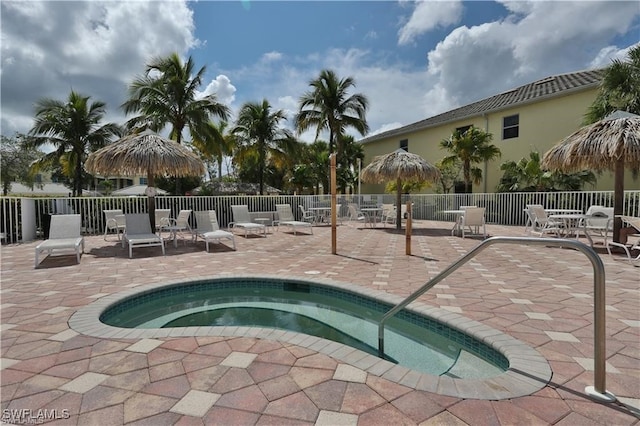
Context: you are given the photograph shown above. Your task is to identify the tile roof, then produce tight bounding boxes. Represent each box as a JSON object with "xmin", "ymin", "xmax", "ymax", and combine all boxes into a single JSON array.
[{"xmin": 360, "ymin": 69, "xmax": 603, "ymax": 144}]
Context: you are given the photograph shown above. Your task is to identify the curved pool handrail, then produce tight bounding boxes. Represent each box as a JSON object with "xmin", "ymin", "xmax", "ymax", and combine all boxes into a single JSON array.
[{"xmin": 377, "ymin": 236, "xmax": 615, "ymax": 403}]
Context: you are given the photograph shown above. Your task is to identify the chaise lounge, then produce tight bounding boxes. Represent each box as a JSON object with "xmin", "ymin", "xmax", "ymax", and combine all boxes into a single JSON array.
[
  {"xmin": 275, "ymin": 204, "xmax": 313, "ymax": 235},
  {"xmin": 122, "ymin": 214, "xmax": 165, "ymax": 258},
  {"xmin": 35, "ymin": 214, "xmax": 84, "ymax": 267},
  {"xmin": 229, "ymin": 205, "xmax": 266, "ymax": 238},
  {"xmin": 193, "ymin": 210, "xmax": 236, "ymax": 252}
]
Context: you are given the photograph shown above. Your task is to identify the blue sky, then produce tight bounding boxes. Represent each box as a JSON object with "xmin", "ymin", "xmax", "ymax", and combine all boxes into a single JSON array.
[{"xmin": 2, "ymin": 1, "xmax": 639, "ymax": 143}]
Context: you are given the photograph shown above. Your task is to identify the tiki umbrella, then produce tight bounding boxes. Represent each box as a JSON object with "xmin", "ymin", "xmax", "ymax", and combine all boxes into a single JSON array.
[
  {"xmin": 361, "ymin": 149, "xmax": 440, "ymax": 230},
  {"xmin": 85, "ymin": 130, "xmax": 205, "ymax": 230},
  {"xmin": 542, "ymin": 111, "xmax": 640, "ymax": 242}
]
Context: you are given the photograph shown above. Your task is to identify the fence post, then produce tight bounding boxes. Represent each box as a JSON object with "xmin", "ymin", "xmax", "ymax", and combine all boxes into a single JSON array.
[{"xmin": 20, "ymin": 198, "xmax": 36, "ymax": 242}]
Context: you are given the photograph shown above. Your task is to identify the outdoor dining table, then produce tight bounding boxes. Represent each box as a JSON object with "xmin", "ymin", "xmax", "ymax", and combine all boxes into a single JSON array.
[
  {"xmin": 545, "ymin": 209, "xmax": 583, "ymax": 215},
  {"xmin": 523, "ymin": 208, "xmax": 583, "ymax": 232},
  {"xmin": 442, "ymin": 210, "xmax": 465, "ymax": 236},
  {"xmin": 361, "ymin": 207, "xmax": 383, "ymax": 228},
  {"xmin": 548, "ymin": 213, "xmax": 596, "ymax": 246},
  {"xmin": 308, "ymin": 207, "xmax": 332, "ymax": 224}
]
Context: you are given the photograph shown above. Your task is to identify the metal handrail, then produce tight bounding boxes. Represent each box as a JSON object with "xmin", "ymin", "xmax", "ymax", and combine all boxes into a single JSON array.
[{"xmin": 377, "ymin": 236, "xmax": 615, "ymax": 402}]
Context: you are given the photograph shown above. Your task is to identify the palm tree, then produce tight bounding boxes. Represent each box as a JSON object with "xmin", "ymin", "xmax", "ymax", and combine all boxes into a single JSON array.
[
  {"xmin": 307, "ymin": 140, "xmax": 330, "ymax": 194},
  {"xmin": 27, "ymin": 90, "xmax": 121, "ymax": 196},
  {"xmin": 585, "ymin": 45, "xmax": 640, "ymax": 124},
  {"xmin": 192, "ymin": 120, "xmax": 236, "ymax": 180},
  {"xmin": 231, "ymin": 99, "xmax": 294, "ymax": 195},
  {"xmin": 295, "ymin": 69, "xmax": 369, "ymax": 156},
  {"xmin": 337, "ymin": 134, "xmax": 365, "ymax": 193},
  {"xmin": 122, "ymin": 52, "xmax": 230, "ymax": 194},
  {"xmin": 439, "ymin": 126, "xmax": 501, "ymax": 193}
]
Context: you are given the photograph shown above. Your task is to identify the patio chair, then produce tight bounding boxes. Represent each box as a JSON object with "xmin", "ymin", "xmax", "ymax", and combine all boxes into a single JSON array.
[
  {"xmin": 460, "ymin": 207, "xmax": 486, "ymax": 239},
  {"xmin": 193, "ymin": 211, "xmax": 236, "ymax": 252},
  {"xmin": 527, "ymin": 205, "xmax": 563, "ymax": 237},
  {"xmin": 275, "ymin": 204, "xmax": 313, "ymax": 235},
  {"xmin": 230, "ymin": 205, "xmax": 266, "ymax": 237},
  {"xmin": 581, "ymin": 205, "xmax": 614, "ymax": 242},
  {"xmin": 103, "ymin": 209, "xmax": 126, "ymax": 241},
  {"xmin": 35, "ymin": 214, "xmax": 84, "ymax": 267},
  {"xmin": 524, "ymin": 204, "xmax": 544, "ymax": 234},
  {"xmin": 381, "ymin": 204, "xmax": 396, "ymax": 227},
  {"xmin": 347, "ymin": 203, "xmax": 366, "ymax": 224},
  {"xmin": 154, "ymin": 209, "xmax": 171, "ymax": 232},
  {"xmin": 122, "ymin": 214, "xmax": 165, "ymax": 258},
  {"xmin": 298, "ymin": 205, "xmax": 317, "ymax": 225},
  {"xmin": 162, "ymin": 209, "xmax": 192, "ymax": 247},
  {"xmin": 606, "ymin": 216, "xmax": 640, "ymax": 266}
]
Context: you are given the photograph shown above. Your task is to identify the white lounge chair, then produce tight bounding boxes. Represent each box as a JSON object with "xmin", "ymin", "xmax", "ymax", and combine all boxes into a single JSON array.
[
  {"xmin": 162, "ymin": 209, "xmax": 192, "ymax": 247},
  {"xmin": 35, "ymin": 214, "xmax": 84, "ymax": 267},
  {"xmin": 103, "ymin": 209, "xmax": 126, "ymax": 241},
  {"xmin": 193, "ymin": 211, "xmax": 236, "ymax": 252},
  {"xmin": 298, "ymin": 205, "xmax": 317, "ymax": 225},
  {"xmin": 154, "ymin": 209, "xmax": 171, "ymax": 232},
  {"xmin": 275, "ymin": 204, "xmax": 313, "ymax": 235},
  {"xmin": 347, "ymin": 203, "xmax": 366, "ymax": 225},
  {"xmin": 581, "ymin": 205, "xmax": 614, "ymax": 243},
  {"xmin": 460, "ymin": 207, "xmax": 487, "ymax": 239},
  {"xmin": 122, "ymin": 214, "xmax": 165, "ymax": 258},
  {"xmin": 230, "ymin": 205, "xmax": 266, "ymax": 237},
  {"xmin": 381, "ymin": 204, "xmax": 396, "ymax": 227},
  {"xmin": 527, "ymin": 205, "xmax": 563, "ymax": 237},
  {"xmin": 606, "ymin": 216, "xmax": 640, "ymax": 266},
  {"xmin": 524, "ymin": 204, "xmax": 544, "ymax": 234}
]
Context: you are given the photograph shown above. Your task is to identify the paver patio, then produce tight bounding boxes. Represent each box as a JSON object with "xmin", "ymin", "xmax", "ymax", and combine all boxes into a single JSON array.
[{"xmin": 1, "ymin": 219, "xmax": 638, "ymax": 425}]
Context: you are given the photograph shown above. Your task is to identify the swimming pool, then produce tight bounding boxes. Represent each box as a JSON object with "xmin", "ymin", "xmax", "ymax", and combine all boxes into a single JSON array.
[{"xmin": 70, "ymin": 275, "xmax": 552, "ymax": 400}]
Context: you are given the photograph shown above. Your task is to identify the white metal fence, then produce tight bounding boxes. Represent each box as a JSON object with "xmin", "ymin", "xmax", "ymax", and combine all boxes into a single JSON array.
[{"xmin": 1, "ymin": 191, "xmax": 639, "ymax": 244}]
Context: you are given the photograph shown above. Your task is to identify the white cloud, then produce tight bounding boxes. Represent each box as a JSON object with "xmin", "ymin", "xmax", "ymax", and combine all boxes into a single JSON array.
[
  {"xmin": 262, "ymin": 51, "xmax": 283, "ymax": 63},
  {"xmin": 1, "ymin": 1, "xmax": 197, "ymax": 135},
  {"xmin": 425, "ymin": 1, "xmax": 640, "ymax": 107},
  {"xmin": 398, "ymin": 0, "xmax": 463, "ymax": 46},
  {"xmin": 199, "ymin": 75, "xmax": 236, "ymax": 106},
  {"xmin": 589, "ymin": 44, "xmax": 639, "ymax": 69},
  {"xmin": 371, "ymin": 122, "xmax": 403, "ymax": 136},
  {"xmin": 2, "ymin": 0, "xmax": 638, "ymax": 153}
]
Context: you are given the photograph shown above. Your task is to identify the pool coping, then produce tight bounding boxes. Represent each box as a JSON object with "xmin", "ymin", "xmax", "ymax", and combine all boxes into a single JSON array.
[{"xmin": 69, "ymin": 273, "xmax": 552, "ymax": 400}]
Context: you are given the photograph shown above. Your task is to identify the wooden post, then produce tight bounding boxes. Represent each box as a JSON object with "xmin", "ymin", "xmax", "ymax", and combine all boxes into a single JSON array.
[
  {"xmin": 330, "ymin": 153, "xmax": 337, "ymax": 254},
  {"xmin": 405, "ymin": 200, "xmax": 412, "ymax": 255}
]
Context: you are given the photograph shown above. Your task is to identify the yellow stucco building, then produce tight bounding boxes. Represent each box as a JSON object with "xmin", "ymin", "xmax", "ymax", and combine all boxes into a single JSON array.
[{"xmin": 359, "ymin": 69, "xmax": 639, "ymax": 193}]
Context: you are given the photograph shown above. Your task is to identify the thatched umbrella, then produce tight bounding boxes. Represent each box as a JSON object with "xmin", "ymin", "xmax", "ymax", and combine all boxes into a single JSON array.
[
  {"xmin": 361, "ymin": 149, "xmax": 440, "ymax": 230},
  {"xmin": 542, "ymin": 111, "xmax": 640, "ymax": 242},
  {"xmin": 85, "ymin": 130, "xmax": 205, "ymax": 230}
]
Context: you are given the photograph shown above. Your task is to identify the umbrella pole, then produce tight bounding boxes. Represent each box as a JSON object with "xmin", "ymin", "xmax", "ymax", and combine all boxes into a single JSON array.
[
  {"xmin": 148, "ymin": 172, "xmax": 156, "ymax": 232},
  {"xmin": 405, "ymin": 201, "xmax": 412, "ymax": 255},
  {"xmin": 331, "ymin": 154, "xmax": 337, "ymax": 255},
  {"xmin": 613, "ymin": 160, "xmax": 624, "ymax": 243},
  {"xmin": 396, "ymin": 178, "xmax": 402, "ymax": 230}
]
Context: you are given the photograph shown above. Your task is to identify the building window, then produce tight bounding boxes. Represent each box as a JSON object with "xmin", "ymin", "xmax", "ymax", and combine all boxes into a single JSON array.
[
  {"xmin": 456, "ymin": 125, "xmax": 471, "ymax": 135},
  {"xmin": 139, "ymin": 177, "xmax": 148, "ymax": 185},
  {"xmin": 399, "ymin": 139, "xmax": 408, "ymax": 151},
  {"xmin": 503, "ymin": 114, "xmax": 519, "ymax": 139}
]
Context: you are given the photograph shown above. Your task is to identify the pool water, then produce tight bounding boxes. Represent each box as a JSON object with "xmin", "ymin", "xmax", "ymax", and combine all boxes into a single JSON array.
[{"xmin": 101, "ymin": 279, "xmax": 507, "ymax": 378}]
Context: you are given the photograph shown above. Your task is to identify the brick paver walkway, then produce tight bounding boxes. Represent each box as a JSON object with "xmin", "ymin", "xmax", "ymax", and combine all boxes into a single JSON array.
[{"xmin": 1, "ymin": 220, "xmax": 638, "ymax": 425}]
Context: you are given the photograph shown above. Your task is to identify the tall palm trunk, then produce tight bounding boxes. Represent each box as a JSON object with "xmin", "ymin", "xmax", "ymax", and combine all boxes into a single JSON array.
[
  {"xmin": 258, "ymin": 139, "xmax": 265, "ymax": 195},
  {"xmin": 463, "ymin": 160, "xmax": 472, "ymax": 193},
  {"xmin": 75, "ymin": 148, "xmax": 83, "ymax": 197},
  {"xmin": 175, "ymin": 130, "xmax": 183, "ymax": 195}
]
